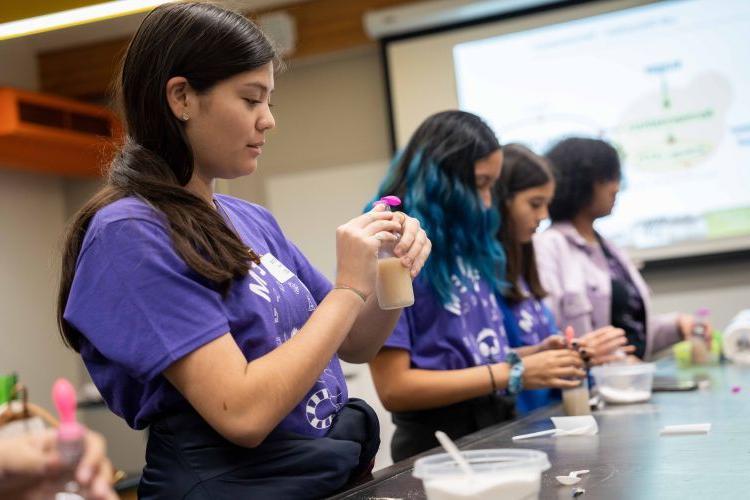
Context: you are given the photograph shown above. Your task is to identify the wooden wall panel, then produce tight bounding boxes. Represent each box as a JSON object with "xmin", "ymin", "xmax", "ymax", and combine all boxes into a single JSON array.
[
  {"xmin": 38, "ymin": 0, "xmax": 423, "ymax": 100},
  {"xmin": 39, "ymin": 38, "xmax": 129, "ymax": 101},
  {"xmin": 261, "ymin": 0, "xmax": 414, "ymax": 59}
]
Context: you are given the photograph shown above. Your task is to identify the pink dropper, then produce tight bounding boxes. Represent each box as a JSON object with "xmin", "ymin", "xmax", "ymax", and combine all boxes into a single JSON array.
[
  {"xmin": 52, "ymin": 378, "xmax": 85, "ymax": 445},
  {"xmin": 52, "ymin": 378, "xmax": 86, "ymax": 496},
  {"xmin": 564, "ymin": 326, "xmax": 575, "ymax": 348}
]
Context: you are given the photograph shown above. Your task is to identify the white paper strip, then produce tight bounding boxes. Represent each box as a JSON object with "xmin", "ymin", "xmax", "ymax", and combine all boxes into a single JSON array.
[{"xmin": 660, "ymin": 423, "xmax": 712, "ymax": 435}]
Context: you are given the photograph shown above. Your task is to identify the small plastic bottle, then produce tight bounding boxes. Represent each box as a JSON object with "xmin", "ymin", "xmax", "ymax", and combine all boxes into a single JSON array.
[
  {"xmin": 50, "ymin": 378, "xmax": 86, "ymax": 500},
  {"xmin": 691, "ymin": 308, "xmax": 716, "ymax": 364},
  {"xmin": 374, "ymin": 196, "xmax": 415, "ymax": 310},
  {"xmin": 562, "ymin": 378, "xmax": 592, "ymax": 416},
  {"xmin": 561, "ymin": 326, "xmax": 591, "ymax": 415},
  {"xmin": 692, "ymin": 307, "xmax": 711, "ymax": 340}
]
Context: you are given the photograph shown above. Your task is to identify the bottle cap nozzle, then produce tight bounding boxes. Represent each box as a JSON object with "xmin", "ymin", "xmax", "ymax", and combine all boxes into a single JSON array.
[
  {"xmin": 52, "ymin": 378, "xmax": 85, "ymax": 441},
  {"xmin": 376, "ymin": 195, "xmax": 401, "ymax": 208},
  {"xmin": 565, "ymin": 326, "xmax": 575, "ymax": 346},
  {"xmin": 696, "ymin": 307, "xmax": 710, "ymax": 317}
]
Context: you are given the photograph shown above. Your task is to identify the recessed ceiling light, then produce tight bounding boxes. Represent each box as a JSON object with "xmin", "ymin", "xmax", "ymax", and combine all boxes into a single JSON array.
[{"xmin": 0, "ymin": 0, "xmax": 179, "ymax": 41}]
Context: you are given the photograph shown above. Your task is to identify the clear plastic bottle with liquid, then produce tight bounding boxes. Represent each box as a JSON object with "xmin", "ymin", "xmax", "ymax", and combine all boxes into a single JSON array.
[
  {"xmin": 562, "ymin": 378, "xmax": 592, "ymax": 416},
  {"xmin": 561, "ymin": 327, "xmax": 591, "ymax": 416},
  {"xmin": 692, "ymin": 308, "xmax": 711, "ymax": 339},
  {"xmin": 374, "ymin": 196, "xmax": 414, "ymax": 310},
  {"xmin": 690, "ymin": 307, "xmax": 716, "ymax": 364}
]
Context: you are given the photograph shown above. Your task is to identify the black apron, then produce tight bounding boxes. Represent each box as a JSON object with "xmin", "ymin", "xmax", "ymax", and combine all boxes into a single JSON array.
[
  {"xmin": 138, "ymin": 398, "xmax": 379, "ymax": 499},
  {"xmin": 390, "ymin": 392, "xmax": 515, "ymax": 462}
]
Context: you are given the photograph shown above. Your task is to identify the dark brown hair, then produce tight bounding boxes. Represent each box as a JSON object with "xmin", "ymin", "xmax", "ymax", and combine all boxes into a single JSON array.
[
  {"xmin": 546, "ymin": 137, "xmax": 621, "ymax": 221},
  {"xmin": 494, "ymin": 144, "xmax": 554, "ymax": 304},
  {"xmin": 374, "ymin": 110, "xmax": 505, "ymax": 305},
  {"xmin": 57, "ymin": 2, "xmax": 277, "ymax": 350}
]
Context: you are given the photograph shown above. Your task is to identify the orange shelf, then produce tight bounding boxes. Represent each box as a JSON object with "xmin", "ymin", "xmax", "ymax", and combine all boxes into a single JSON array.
[{"xmin": 0, "ymin": 87, "xmax": 122, "ymax": 177}]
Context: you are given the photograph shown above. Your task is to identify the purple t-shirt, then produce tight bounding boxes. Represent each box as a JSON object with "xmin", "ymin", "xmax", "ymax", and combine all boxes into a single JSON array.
[
  {"xmin": 64, "ymin": 195, "xmax": 347, "ymax": 437},
  {"xmin": 386, "ymin": 258, "xmax": 510, "ymax": 369},
  {"xmin": 510, "ymin": 279, "xmax": 558, "ymax": 346}
]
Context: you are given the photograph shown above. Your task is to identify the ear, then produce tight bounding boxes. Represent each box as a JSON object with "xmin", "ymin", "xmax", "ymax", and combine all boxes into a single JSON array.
[{"xmin": 165, "ymin": 76, "xmax": 193, "ymax": 121}]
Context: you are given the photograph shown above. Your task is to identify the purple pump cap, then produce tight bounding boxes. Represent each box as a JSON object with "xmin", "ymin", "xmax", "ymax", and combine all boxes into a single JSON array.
[
  {"xmin": 376, "ymin": 195, "xmax": 401, "ymax": 208},
  {"xmin": 695, "ymin": 307, "xmax": 710, "ymax": 318}
]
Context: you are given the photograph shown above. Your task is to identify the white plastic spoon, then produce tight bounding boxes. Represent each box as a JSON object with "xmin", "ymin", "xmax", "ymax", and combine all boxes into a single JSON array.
[
  {"xmin": 512, "ymin": 425, "xmax": 591, "ymax": 441},
  {"xmin": 555, "ymin": 469, "xmax": 590, "ymax": 485},
  {"xmin": 434, "ymin": 431, "xmax": 475, "ymax": 476}
]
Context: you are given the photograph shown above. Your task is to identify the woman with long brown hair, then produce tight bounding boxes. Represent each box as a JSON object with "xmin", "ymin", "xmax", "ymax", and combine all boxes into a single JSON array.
[
  {"xmin": 495, "ymin": 144, "xmax": 631, "ymax": 414},
  {"xmin": 57, "ymin": 3, "xmax": 430, "ymax": 498}
]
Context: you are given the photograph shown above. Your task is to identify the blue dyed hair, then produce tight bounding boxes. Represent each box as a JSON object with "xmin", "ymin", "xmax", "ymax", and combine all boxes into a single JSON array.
[{"xmin": 371, "ymin": 110, "xmax": 506, "ymax": 305}]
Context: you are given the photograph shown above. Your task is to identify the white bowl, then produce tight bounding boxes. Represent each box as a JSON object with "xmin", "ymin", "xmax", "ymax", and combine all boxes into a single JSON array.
[
  {"xmin": 591, "ymin": 362, "xmax": 655, "ymax": 404},
  {"xmin": 413, "ymin": 448, "xmax": 550, "ymax": 500}
]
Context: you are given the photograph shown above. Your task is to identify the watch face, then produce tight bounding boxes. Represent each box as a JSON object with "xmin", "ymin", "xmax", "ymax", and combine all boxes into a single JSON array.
[{"xmin": 506, "ymin": 350, "xmax": 521, "ymax": 366}]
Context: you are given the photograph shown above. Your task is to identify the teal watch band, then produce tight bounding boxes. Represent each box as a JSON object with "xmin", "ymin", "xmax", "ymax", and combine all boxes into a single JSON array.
[{"xmin": 507, "ymin": 359, "xmax": 525, "ymax": 395}]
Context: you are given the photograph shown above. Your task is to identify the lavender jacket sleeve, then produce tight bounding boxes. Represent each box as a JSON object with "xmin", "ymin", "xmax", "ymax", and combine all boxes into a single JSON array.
[
  {"xmin": 534, "ymin": 225, "xmax": 682, "ymax": 359},
  {"xmin": 532, "ymin": 229, "xmax": 597, "ymax": 337}
]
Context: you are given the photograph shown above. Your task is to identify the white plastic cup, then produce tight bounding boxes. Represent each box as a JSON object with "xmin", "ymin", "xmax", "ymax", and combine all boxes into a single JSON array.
[
  {"xmin": 413, "ymin": 449, "xmax": 551, "ymax": 500},
  {"xmin": 591, "ymin": 362, "xmax": 655, "ymax": 404}
]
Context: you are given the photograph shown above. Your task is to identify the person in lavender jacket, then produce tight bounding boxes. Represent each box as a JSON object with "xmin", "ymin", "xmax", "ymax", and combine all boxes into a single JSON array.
[
  {"xmin": 535, "ymin": 138, "xmax": 704, "ymax": 360},
  {"xmin": 55, "ymin": 4, "xmax": 431, "ymax": 498},
  {"xmin": 495, "ymin": 144, "xmax": 632, "ymax": 414}
]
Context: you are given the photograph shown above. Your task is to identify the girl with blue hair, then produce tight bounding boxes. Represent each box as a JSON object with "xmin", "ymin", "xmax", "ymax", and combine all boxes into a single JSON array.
[{"xmin": 368, "ymin": 111, "xmax": 585, "ymax": 462}]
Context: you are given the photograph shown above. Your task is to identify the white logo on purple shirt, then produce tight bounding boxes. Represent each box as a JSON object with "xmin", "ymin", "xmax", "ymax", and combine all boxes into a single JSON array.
[
  {"xmin": 477, "ymin": 328, "xmax": 502, "ymax": 361},
  {"xmin": 445, "ymin": 259, "xmax": 485, "ymax": 316},
  {"xmin": 248, "ymin": 264, "xmax": 271, "ymax": 303},
  {"xmin": 305, "ymin": 368, "xmax": 344, "ymax": 430},
  {"xmin": 519, "ymin": 308, "xmax": 534, "ymax": 334}
]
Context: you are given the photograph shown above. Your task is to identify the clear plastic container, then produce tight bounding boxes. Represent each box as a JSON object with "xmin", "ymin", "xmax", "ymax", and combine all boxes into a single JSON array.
[
  {"xmin": 413, "ymin": 449, "xmax": 551, "ymax": 500},
  {"xmin": 591, "ymin": 362, "xmax": 655, "ymax": 404}
]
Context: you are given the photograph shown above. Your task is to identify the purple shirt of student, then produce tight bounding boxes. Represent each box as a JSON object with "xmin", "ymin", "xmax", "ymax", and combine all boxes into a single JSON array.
[
  {"xmin": 510, "ymin": 278, "xmax": 558, "ymax": 346},
  {"xmin": 63, "ymin": 194, "xmax": 347, "ymax": 437},
  {"xmin": 500, "ymin": 279, "xmax": 560, "ymax": 415},
  {"xmin": 385, "ymin": 258, "xmax": 510, "ymax": 370}
]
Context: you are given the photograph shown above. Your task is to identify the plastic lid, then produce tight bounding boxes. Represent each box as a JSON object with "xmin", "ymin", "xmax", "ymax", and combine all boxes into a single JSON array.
[
  {"xmin": 376, "ymin": 195, "xmax": 401, "ymax": 207},
  {"xmin": 695, "ymin": 307, "xmax": 711, "ymax": 318},
  {"xmin": 413, "ymin": 449, "xmax": 550, "ymax": 479},
  {"xmin": 590, "ymin": 362, "xmax": 656, "ymax": 377}
]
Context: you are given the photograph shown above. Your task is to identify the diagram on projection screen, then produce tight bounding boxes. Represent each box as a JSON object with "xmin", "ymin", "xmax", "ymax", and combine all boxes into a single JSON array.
[{"xmin": 454, "ymin": 0, "xmax": 750, "ymax": 257}]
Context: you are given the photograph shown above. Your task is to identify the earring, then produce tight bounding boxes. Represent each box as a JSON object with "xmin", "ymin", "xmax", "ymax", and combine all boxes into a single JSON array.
[{"xmin": 181, "ymin": 112, "xmax": 189, "ymax": 121}]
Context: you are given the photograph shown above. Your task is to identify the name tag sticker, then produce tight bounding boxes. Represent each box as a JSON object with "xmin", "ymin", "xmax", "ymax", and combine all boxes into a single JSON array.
[{"xmin": 261, "ymin": 253, "xmax": 294, "ymax": 284}]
